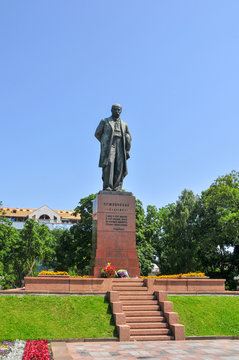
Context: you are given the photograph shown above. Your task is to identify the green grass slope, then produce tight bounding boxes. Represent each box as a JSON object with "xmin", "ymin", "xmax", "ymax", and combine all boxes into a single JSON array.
[
  {"xmin": 0, "ymin": 296, "xmax": 115, "ymax": 341},
  {"xmin": 169, "ymin": 296, "xmax": 239, "ymax": 337}
]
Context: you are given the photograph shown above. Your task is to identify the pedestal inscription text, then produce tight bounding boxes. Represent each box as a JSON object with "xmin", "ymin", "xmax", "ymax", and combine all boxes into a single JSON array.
[{"xmin": 105, "ymin": 214, "xmax": 128, "ymax": 231}]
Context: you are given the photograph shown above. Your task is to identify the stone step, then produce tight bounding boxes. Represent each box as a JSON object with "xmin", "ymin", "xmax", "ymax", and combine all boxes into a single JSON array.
[
  {"xmin": 119, "ymin": 295, "xmax": 155, "ymax": 300},
  {"xmin": 121, "ymin": 300, "xmax": 158, "ymax": 305},
  {"xmin": 125, "ymin": 310, "xmax": 163, "ymax": 317},
  {"xmin": 130, "ymin": 328, "xmax": 171, "ymax": 336},
  {"xmin": 126, "ymin": 316, "xmax": 165, "ymax": 323},
  {"xmin": 130, "ymin": 335, "xmax": 173, "ymax": 341},
  {"xmin": 112, "ymin": 279, "xmax": 144, "ymax": 283},
  {"xmin": 113, "ymin": 287, "xmax": 149, "ymax": 291},
  {"xmin": 113, "ymin": 283, "xmax": 145, "ymax": 288},
  {"xmin": 123, "ymin": 305, "xmax": 160, "ymax": 311},
  {"xmin": 129, "ymin": 322, "xmax": 168, "ymax": 329}
]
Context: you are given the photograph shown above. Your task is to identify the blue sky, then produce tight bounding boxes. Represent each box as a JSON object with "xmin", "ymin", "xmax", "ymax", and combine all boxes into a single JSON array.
[{"xmin": 1, "ymin": 1, "xmax": 239, "ymax": 211}]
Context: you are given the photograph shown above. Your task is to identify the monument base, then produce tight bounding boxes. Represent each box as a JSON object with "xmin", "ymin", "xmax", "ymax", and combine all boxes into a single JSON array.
[{"xmin": 91, "ymin": 192, "xmax": 140, "ymax": 278}]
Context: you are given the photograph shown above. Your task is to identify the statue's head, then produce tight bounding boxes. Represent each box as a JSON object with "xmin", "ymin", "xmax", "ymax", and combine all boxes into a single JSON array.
[{"xmin": 111, "ymin": 104, "xmax": 122, "ymax": 119}]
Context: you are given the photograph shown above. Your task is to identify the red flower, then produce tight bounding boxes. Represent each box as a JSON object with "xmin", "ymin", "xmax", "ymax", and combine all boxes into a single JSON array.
[{"xmin": 23, "ymin": 339, "xmax": 50, "ymax": 360}]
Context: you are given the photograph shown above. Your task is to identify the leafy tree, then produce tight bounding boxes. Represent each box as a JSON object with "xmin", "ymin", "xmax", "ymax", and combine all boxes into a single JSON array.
[
  {"xmin": 0, "ymin": 219, "xmax": 56, "ymax": 288},
  {"xmin": 136, "ymin": 203, "xmax": 172, "ymax": 276},
  {"xmin": 73, "ymin": 193, "xmax": 97, "ymax": 274},
  {"xmin": 0, "ymin": 220, "xmax": 21, "ymax": 288},
  {"xmin": 21, "ymin": 219, "xmax": 56, "ymax": 274},
  {"xmin": 199, "ymin": 171, "xmax": 239, "ymax": 288},
  {"xmin": 50, "ymin": 228, "xmax": 75, "ymax": 272},
  {"xmin": 135, "ymin": 200, "xmax": 155, "ymax": 275},
  {"xmin": 159, "ymin": 190, "xmax": 201, "ymax": 274},
  {"xmin": 149, "ymin": 204, "xmax": 173, "ymax": 273},
  {"xmin": 136, "ymin": 242, "xmax": 155, "ymax": 276}
]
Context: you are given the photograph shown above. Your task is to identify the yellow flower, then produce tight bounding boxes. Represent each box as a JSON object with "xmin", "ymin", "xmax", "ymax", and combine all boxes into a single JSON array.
[
  {"xmin": 140, "ymin": 272, "xmax": 205, "ymax": 279},
  {"xmin": 38, "ymin": 271, "xmax": 69, "ymax": 276}
]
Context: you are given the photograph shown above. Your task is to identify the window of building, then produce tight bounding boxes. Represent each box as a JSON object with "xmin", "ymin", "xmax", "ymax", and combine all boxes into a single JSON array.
[{"xmin": 39, "ymin": 214, "xmax": 50, "ymax": 220}]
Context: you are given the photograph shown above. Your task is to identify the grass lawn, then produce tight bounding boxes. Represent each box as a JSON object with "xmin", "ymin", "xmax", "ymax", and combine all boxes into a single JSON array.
[
  {"xmin": 169, "ymin": 296, "xmax": 239, "ymax": 337},
  {"xmin": 1, "ymin": 295, "xmax": 239, "ymax": 341},
  {"xmin": 0, "ymin": 296, "xmax": 115, "ymax": 341}
]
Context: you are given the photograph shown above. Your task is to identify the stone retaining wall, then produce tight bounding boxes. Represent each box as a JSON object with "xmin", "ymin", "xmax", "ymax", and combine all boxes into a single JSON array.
[
  {"xmin": 144, "ymin": 278, "xmax": 226, "ymax": 293},
  {"xmin": 24, "ymin": 276, "xmax": 226, "ymax": 294}
]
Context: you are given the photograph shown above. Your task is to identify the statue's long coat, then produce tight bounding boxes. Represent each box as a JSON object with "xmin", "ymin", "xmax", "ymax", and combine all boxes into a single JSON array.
[{"xmin": 95, "ymin": 116, "xmax": 131, "ymax": 179}]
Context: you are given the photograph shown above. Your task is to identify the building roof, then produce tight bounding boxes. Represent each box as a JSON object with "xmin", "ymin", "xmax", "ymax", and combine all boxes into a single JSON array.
[{"xmin": 0, "ymin": 207, "xmax": 81, "ymax": 220}]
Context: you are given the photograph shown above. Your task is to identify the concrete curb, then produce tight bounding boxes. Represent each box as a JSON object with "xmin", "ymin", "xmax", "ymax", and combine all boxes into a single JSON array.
[
  {"xmin": 186, "ymin": 335, "xmax": 239, "ymax": 340},
  {"xmin": 49, "ymin": 337, "xmax": 118, "ymax": 343}
]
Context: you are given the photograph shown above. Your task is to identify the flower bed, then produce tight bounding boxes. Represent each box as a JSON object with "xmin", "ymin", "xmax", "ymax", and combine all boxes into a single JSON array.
[
  {"xmin": 0, "ymin": 340, "xmax": 26, "ymax": 360},
  {"xmin": 38, "ymin": 271, "xmax": 207, "ymax": 279},
  {"xmin": 0, "ymin": 340, "xmax": 51, "ymax": 360},
  {"xmin": 70, "ymin": 275, "xmax": 94, "ymax": 278},
  {"xmin": 140, "ymin": 272, "xmax": 207, "ymax": 279},
  {"xmin": 38, "ymin": 271, "xmax": 69, "ymax": 276},
  {"xmin": 23, "ymin": 340, "xmax": 50, "ymax": 360},
  {"xmin": 0, "ymin": 341, "xmax": 14, "ymax": 357}
]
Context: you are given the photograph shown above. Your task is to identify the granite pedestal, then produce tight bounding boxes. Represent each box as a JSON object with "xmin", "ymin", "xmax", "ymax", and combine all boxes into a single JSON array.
[{"xmin": 91, "ymin": 191, "xmax": 140, "ymax": 277}]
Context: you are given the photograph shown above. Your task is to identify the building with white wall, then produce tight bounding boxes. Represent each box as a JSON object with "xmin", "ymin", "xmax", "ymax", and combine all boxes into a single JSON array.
[{"xmin": 0, "ymin": 205, "xmax": 81, "ymax": 230}]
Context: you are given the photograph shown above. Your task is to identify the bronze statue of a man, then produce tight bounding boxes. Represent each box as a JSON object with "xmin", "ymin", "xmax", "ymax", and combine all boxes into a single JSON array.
[{"xmin": 95, "ymin": 104, "xmax": 131, "ymax": 191}]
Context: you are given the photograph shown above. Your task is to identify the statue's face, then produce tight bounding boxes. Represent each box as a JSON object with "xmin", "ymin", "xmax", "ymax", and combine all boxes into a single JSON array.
[{"xmin": 111, "ymin": 106, "xmax": 122, "ymax": 119}]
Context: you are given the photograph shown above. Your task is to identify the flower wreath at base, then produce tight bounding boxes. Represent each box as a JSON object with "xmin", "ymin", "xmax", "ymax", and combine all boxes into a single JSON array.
[
  {"xmin": 116, "ymin": 269, "xmax": 129, "ymax": 278},
  {"xmin": 101, "ymin": 263, "xmax": 130, "ymax": 278}
]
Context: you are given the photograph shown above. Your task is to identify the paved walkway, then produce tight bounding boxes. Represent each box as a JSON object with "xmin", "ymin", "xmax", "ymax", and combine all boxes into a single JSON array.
[{"xmin": 51, "ymin": 340, "xmax": 239, "ymax": 360}]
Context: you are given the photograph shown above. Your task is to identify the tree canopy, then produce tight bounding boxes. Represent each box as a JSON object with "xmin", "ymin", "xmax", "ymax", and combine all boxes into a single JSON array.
[
  {"xmin": 198, "ymin": 171, "xmax": 239, "ymax": 288},
  {"xmin": 0, "ymin": 218, "xmax": 55, "ymax": 288}
]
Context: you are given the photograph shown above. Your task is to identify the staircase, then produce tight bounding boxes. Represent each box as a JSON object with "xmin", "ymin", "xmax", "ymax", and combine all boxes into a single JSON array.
[{"xmin": 111, "ymin": 279, "xmax": 173, "ymax": 341}]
